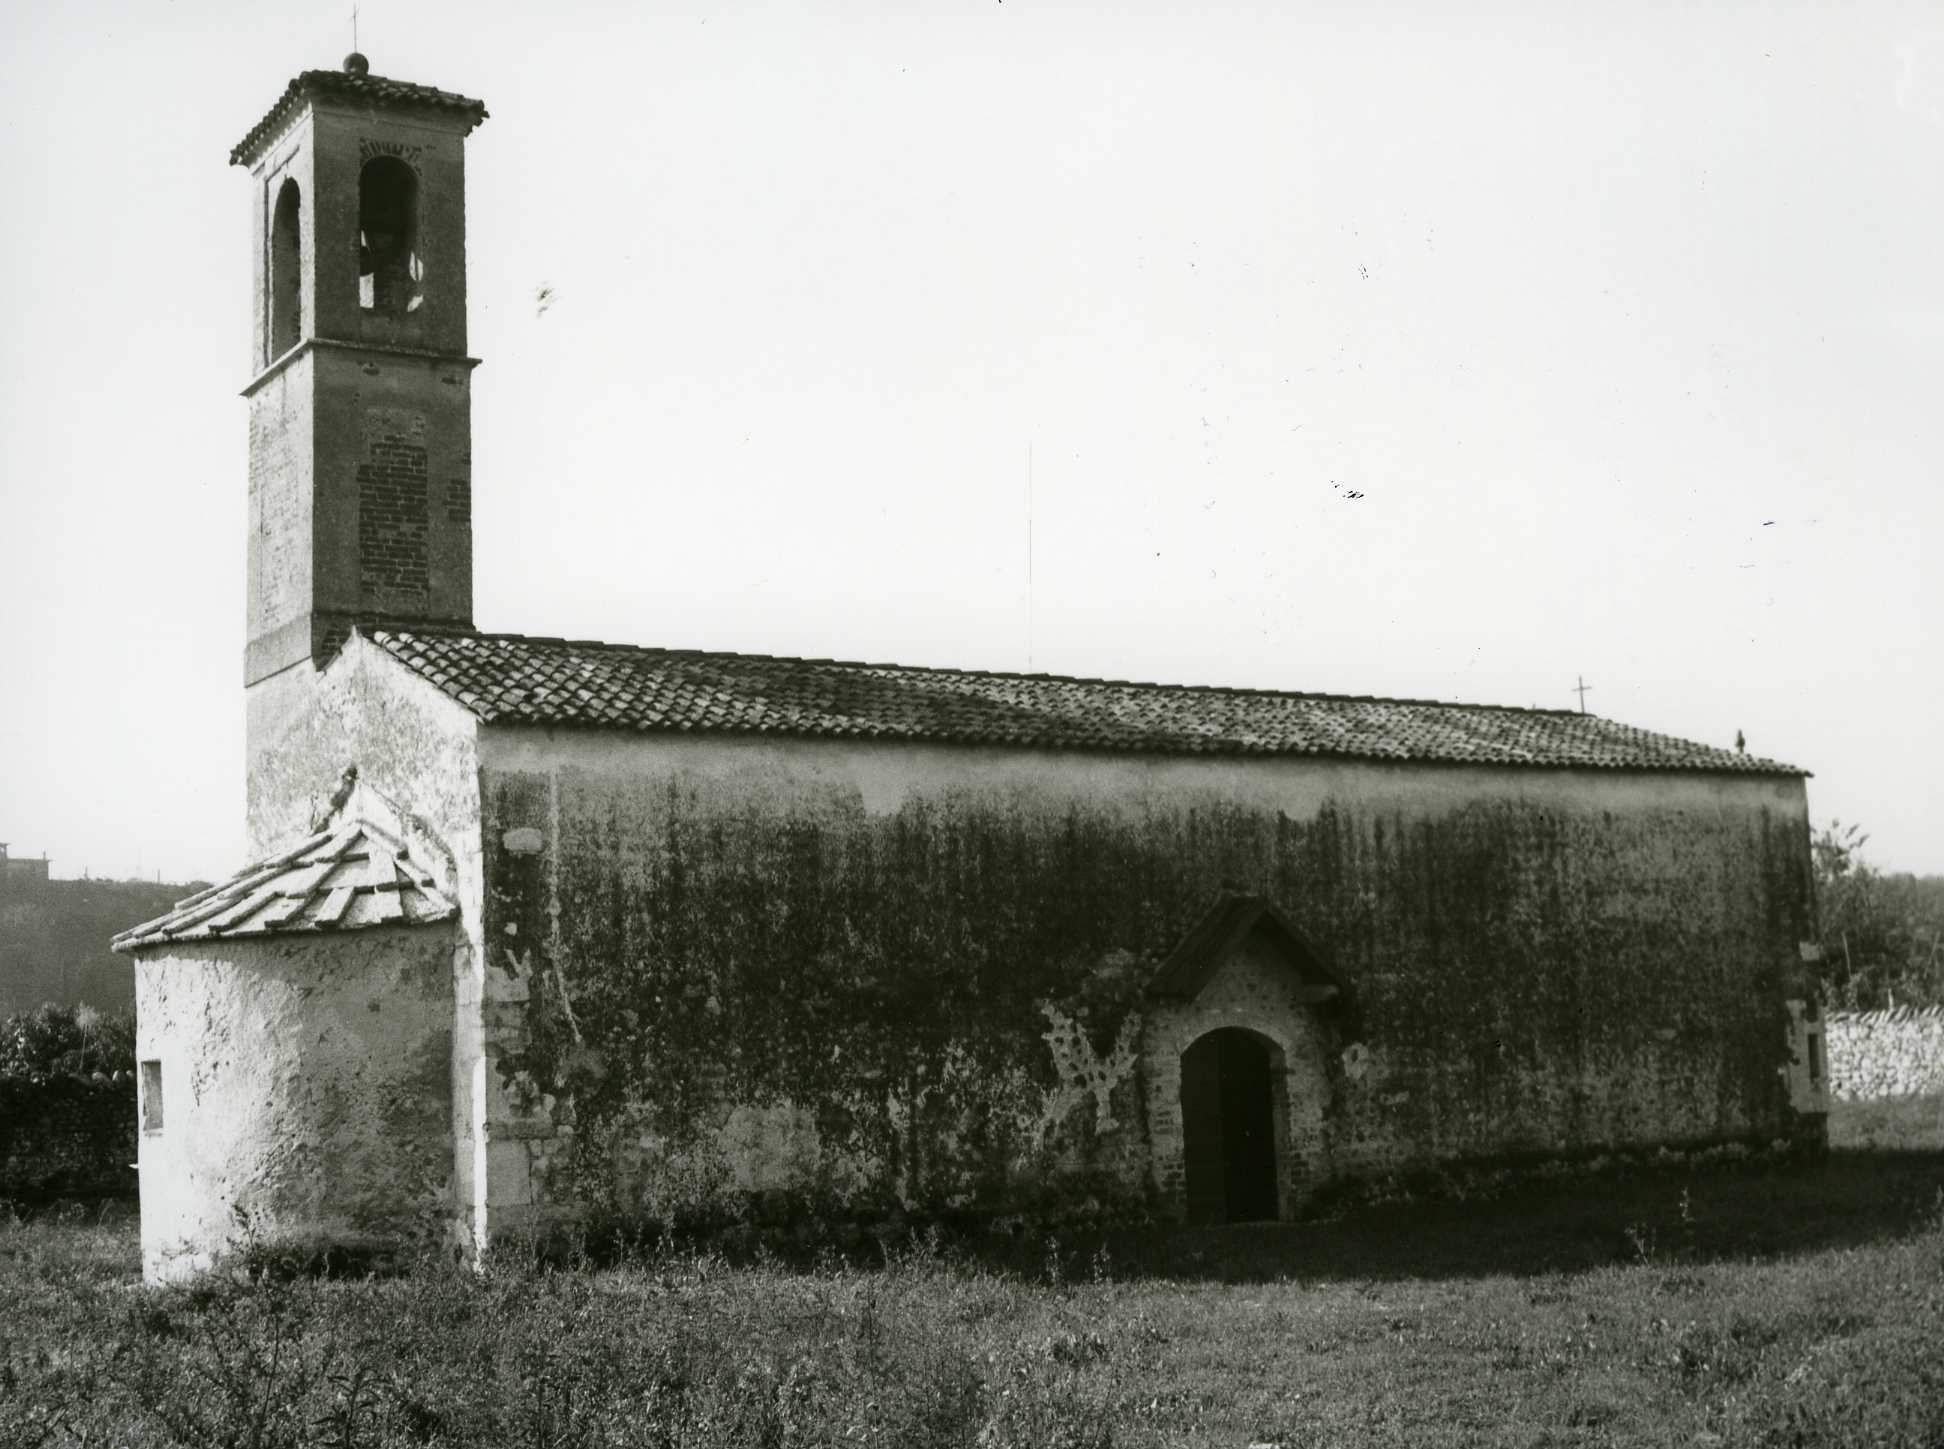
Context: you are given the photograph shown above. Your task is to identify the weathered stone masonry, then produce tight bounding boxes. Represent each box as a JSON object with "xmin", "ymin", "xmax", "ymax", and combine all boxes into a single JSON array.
[{"xmin": 1826, "ymin": 1007, "xmax": 1944, "ymax": 1101}]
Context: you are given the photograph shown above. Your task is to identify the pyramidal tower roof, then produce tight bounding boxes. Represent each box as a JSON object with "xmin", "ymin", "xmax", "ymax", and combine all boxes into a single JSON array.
[{"xmin": 113, "ymin": 818, "xmax": 456, "ymax": 953}]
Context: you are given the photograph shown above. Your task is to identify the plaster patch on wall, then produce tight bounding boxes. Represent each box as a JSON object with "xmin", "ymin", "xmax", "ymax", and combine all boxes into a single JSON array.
[
  {"xmin": 496, "ymin": 945, "xmax": 534, "ymax": 989},
  {"xmin": 718, "ymin": 1102, "xmax": 824, "ymax": 1193},
  {"xmin": 1037, "ymin": 1004, "xmax": 1141, "ymax": 1140},
  {"xmin": 855, "ymin": 770, "xmax": 909, "ymax": 818}
]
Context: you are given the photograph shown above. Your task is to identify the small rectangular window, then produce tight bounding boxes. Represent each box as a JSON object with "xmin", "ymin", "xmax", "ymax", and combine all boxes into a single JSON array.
[
  {"xmin": 140, "ymin": 1060, "xmax": 164, "ymax": 1133},
  {"xmin": 1807, "ymin": 1033, "xmax": 1825, "ymax": 1085}
]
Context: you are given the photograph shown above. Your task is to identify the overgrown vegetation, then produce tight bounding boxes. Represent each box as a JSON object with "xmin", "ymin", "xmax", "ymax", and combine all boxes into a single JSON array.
[
  {"xmin": 0, "ymin": 1003, "xmax": 136, "ymax": 1083},
  {"xmin": 3, "ymin": 1104, "xmax": 1940, "ymax": 1447},
  {"xmin": 1813, "ymin": 820, "xmax": 1944, "ymax": 1008},
  {"xmin": 0, "ymin": 1006, "xmax": 139, "ymax": 1205}
]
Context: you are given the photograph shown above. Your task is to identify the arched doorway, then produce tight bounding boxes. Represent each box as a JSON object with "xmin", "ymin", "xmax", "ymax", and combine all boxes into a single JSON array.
[{"xmin": 1180, "ymin": 1028, "xmax": 1280, "ymax": 1223}]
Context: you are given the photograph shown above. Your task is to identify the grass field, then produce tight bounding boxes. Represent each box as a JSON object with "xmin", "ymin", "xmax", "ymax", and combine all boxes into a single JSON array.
[{"xmin": 4, "ymin": 1100, "xmax": 1941, "ymax": 1448}]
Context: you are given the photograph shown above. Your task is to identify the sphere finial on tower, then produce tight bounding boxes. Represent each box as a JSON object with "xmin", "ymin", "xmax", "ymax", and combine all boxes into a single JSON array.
[{"xmin": 343, "ymin": 52, "xmax": 370, "ymax": 77}]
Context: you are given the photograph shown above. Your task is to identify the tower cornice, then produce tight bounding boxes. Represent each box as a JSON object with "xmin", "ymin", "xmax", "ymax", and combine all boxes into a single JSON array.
[
  {"xmin": 240, "ymin": 337, "xmax": 482, "ymax": 399},
  {"xmin": 232, "ymin": 68, "xmax": 488, "ymax": 169}
]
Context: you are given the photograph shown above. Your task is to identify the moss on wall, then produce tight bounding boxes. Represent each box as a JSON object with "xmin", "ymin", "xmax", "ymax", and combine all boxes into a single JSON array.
[{"xmin": 478, "ymin": 735, "xmax": 1812, "ymax": 1222}]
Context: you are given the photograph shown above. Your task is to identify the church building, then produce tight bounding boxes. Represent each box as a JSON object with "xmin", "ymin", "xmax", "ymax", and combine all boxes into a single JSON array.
[{"xmin": 117, "ymin": 57, "xmax": 1827, "ymax": 1283}]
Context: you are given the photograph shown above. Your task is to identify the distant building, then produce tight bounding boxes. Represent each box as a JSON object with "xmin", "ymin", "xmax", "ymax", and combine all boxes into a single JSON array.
[
  {"xmin": 116, "ymin": 55, "xmax": 1830, "ymax": 1284},
  {"xmin": 0, "ymin": 844, "xmax": 197, "ymax": 1014},
  {"xmin": 0, "ymin": 843, "xmax": 51, "ymax": 889}
]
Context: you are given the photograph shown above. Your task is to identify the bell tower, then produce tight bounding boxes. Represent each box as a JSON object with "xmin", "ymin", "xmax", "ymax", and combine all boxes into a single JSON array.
[{"xmin": 232, "ymin": 54, "xmax": 487, "ymax": 758}]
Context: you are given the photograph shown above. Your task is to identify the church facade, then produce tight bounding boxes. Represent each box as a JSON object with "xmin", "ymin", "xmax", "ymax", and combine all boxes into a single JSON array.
[{"xmin": 117, "ymin": 59, "xmax": 1827, "ymax": 1282}]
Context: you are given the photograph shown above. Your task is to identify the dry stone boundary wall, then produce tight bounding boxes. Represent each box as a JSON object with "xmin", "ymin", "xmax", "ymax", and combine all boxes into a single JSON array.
[{"xmin": 1825, "ymin": 1007, "xmax": 1944, "ymax": 1101}]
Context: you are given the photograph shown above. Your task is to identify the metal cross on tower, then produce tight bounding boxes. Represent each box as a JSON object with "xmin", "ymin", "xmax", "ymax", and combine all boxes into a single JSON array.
[{"xmin": 1573, "ymin": 675, "xmax": 1593, "ymax": 714}]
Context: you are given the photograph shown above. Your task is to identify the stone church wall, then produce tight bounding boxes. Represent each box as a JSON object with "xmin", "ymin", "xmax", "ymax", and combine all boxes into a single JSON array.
[
  {"xmin": 472, "ymin": 727, "xmax": 1814, "ymax": 1226},
  {"xmin": 134, "ymin": 927, "xmax": 456, "ymax": 1283}
]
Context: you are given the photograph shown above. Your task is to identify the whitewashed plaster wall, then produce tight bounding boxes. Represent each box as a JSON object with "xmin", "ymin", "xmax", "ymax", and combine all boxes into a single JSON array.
[{"xmin": 134, "ymin": 925, "xmax": 456, "ymax": 1283}]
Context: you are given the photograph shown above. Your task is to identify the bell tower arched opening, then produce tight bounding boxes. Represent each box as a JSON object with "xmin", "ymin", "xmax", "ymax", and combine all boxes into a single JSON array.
[
  {"xmin": 358, "ymin": 156, "xmax": 422, "ymax": 314},
  {"xmin": 268, "ymin": 178, "xmax": 302, "ymax": 359},
  {"xmin": 1180, "ymin": 1027, "xmax": 1282, "ymax": 1223}
]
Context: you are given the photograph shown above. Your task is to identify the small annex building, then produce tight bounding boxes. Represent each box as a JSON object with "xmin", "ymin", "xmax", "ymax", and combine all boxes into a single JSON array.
[{"xmin": 117, "ymin": 56, "xmax": 1829, "ymax": 1282}]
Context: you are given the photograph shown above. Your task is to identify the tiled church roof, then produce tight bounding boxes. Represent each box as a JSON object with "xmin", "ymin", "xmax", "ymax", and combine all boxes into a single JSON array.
[
  {"xmin": 113, "ymin": 820, "xmax": 456, "ymax": 953},
  {"xmin": 369, "ymin": 628, "xmax": 1806, "ymax": 776},
  {"xmin": 231, "ymin": 69, "xmax": 488, "ymax": 166}
]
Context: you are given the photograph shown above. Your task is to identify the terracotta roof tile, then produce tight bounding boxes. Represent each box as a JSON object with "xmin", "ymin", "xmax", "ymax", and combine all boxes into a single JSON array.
[
  {"xmin": 113, "ymin": 820, "xmax": 456, "ymax": 953},
  {"xmin": 368, "ymin": 628, "xmax": 1806, "ymax": 776}
]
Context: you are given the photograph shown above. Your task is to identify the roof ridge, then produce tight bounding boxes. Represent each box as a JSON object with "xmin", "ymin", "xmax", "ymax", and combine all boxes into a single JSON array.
[{"xmin": 366, "ymin": 625, "xmax": 1592, "ymax": 720}]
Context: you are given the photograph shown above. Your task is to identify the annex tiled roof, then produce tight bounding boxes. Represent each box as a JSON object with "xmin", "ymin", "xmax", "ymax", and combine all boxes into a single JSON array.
[
  {"xmin": 1149, "ymin": 894, "xmax": 1347, "ymax": 1003},
  {"xmin": 113, "ymin": 820, "xmax": 456, "ymax": 953},
  {"xmin": 232, "ymin": 68, "xmax": 488, "ymax": 166},
  {"xmin": 368, "ymin": 628, "xmax": 1807, "ymax": 776}
]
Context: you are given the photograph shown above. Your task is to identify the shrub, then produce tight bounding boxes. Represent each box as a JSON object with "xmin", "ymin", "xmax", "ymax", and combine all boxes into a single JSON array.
[{"xmin": 0, "ymin": 1004, "xmax": 136, "ymax": 1083}]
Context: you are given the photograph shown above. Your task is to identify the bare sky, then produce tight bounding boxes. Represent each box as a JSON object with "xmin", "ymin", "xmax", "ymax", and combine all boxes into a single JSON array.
[{"xmin": 2, "ymin": 1, "xmax": 1940, "ymax": 884}]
